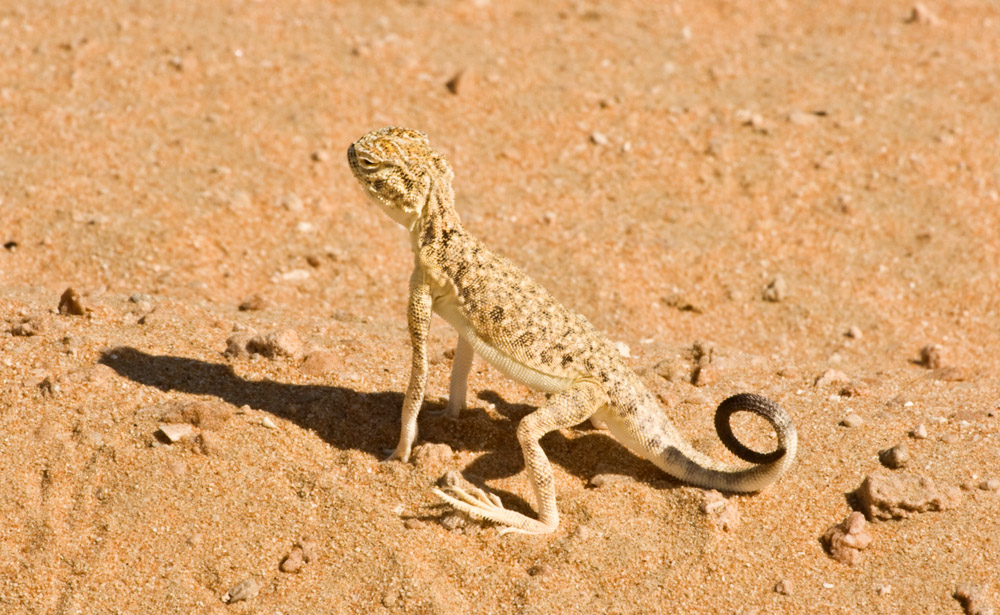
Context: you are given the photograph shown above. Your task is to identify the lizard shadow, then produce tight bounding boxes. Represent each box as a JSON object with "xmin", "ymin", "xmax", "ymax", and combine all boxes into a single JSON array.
[
  {"xmin": 99, "ymin": 347, "xmax": 676, "ymax": 519},
  {"xmin": 99, "ymin": 346, "xmax": 407, "ymax": 458}
]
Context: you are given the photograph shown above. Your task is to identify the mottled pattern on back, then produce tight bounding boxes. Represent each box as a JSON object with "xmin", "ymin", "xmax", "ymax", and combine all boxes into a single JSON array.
[{"xmin": 425, "ymin": 228, "xmax": 641, "ymax": 410}]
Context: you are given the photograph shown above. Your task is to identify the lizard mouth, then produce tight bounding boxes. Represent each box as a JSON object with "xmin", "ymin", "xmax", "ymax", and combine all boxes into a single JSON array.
[{"xmin": 346, "ymin": 144, "xmax": 360, "ymax": 173}]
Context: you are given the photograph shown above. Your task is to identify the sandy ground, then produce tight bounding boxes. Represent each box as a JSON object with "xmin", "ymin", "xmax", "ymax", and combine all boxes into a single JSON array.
[{"xmin": 2, "ymin": 1, "xmax": 1000, "ymax": 613}]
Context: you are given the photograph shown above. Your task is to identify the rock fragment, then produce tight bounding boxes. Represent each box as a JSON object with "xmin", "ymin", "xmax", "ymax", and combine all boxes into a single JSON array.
[
  {"xmin": 954, "ymin": 583, "xmax": 994, "ymax": 615},
  {"xmin": 788, "ymin": 110, "xmax": 818, "ymax": 126},
  {"xmin": 589, "ymin": 473, "xmax": 629, "ymax": 488},
  {"xmin": 653, "ymin": 357, "xmax": 691, "ymax": 383},
  {"xmin": 276, "ymin": 193, "xmax": 304, "ymax": 212},
  {"xmin": 701, "ymin": 489, "xmax": 739, "ymax": 531},
  {"xmin": 981, "ymin": 479, "xmax": 1000, "ymax": 492},
  {"xmin": 279, "ymin": 547, "xmax": 304, "ymax": 573},
  {"xmin": 906, "ymin": 3, "xmax": 941, "ymax": 25},
  {"xmin": 223, "ymin": 333, "xmax": 254, "ymax": 359},
  {"xmin": 160, "ymin": 400, "xmax": 232, "ymax": 430},
  {"xmin": 58, "ymin": 287, "xmax": 88, "ymax": 316},
  {"xmin": 854, "ymin": 470, "xmax": 962, "ymax": 520},
  {"xmin": 412, "ymin": 442, "xmax": 454, "ymax": 473},
  {"xmin": 590, "ymin": 132, "xmax": 609, "ymax": 146},
  {"xmin": 840, "ymin": 413, "xmax": 863, "ymax": 428},
  {"xmin": 822, "ymin": 511, "xmax": 873, "ymax": 566},
  {"xmin": 279, "ymin": 538, "xmax": 316, "ymax": 573},
  {"xmin": 878, "ymin": 443, "xmax": 910, "ymax": 469},
  {"xmin": 157, "ymin": 423, "xmax": 195, "ymax": 443},
  {"xmin": 815, "ymin": 369, "xmax": 851, "ymax": 388},
  {"xmin": 763, "ymin": 275, "xmax": 787, "ymax": 302},
  {"xmin": 911, "ymin": 423, "xmax": 928, "ymax": 439},
  {"xmin": 918, "ymin": 344, "xmax": 943, "ymax": 369},
  {"xmin": 11, "ymin": 317, "xmax": 42, "ymax": 336},
  {"xmin": 238, "ymin": 294, "xmax": 269, "ymax": 311},
  {"xmin": 247, "ymin": 329, "xmax": 303, "ymax": 359},
  {"xmin": 774, "ymin": 579, "xmax": 793, "ymax": 595},
  {"xmin": 222, "ymin": 577, "xmax": 260, "ymax": 603},
  {"xmin": 445, "ymin": 68, "xmax": 466, "ymax": 94}
]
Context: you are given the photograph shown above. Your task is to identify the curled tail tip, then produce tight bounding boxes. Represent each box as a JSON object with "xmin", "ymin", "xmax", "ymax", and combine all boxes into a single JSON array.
[{"xmin": 714, "ymin": 393, "xmax": 795, "ymax": 466}]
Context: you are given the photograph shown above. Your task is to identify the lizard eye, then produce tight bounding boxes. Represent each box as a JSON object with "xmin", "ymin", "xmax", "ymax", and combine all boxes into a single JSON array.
[{"xmin": 357, "ymin": 155, "xmax": 380, "ymax": 171}]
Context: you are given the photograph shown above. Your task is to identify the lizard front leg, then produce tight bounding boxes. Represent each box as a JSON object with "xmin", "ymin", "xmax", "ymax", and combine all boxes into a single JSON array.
[
  {"xmin": 434, "ymin": 379, "xmax": 608, "ymax": 534},
  {"xmin": 387, "ymin": 267, "xmax": 433, "ymax": 462}
]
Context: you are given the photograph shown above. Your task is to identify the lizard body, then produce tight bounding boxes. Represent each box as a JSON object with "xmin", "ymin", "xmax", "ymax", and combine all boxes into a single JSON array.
[{"xmin": 347, "ymin": 127, "xmax": 797, "ymax": 534}]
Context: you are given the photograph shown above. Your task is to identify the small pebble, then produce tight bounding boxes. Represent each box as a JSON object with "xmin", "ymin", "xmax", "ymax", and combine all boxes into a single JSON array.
[
  {"xmin": 246, "ymin": 329, "xmax": 303, "ymax": 360},
  {"xmin": 911, "ymin": 424, "xmax": 928, "ymax": 439},
  {"xmin": 919, "ymin": 344, "xmax": 943, "ymax": 369},
  {"xmin": 11, "ymin": 317, "xmax": 41, "ymax": 336},
  {"xmin": 58, "ymin": 287, "xmax": 88, "ymax": 316},
  {"xmin": 788, "ymin": 110, "xmax": 818, "ymax": 126},
  {"xmin": 403, "ymin": 518, "xmax": 425, "ymax": 530},
  {"xmin": 906, "ymin": 3, "xmax": 941, "ymax": 25},
  {"xmin": 653, "ymin": 357, "xmax": 691, "ymax": 383},
  {"xmin": 440, "ymin": 513, "xmax": 467, "ymax": 531},
  {"xmin": 158, "ymin": 423, "xmax": 195, "ymax": 443},
  {"xmin": 841, "ymin": 413, "xmax": 863, "ymax": 428},
  {"xmin": 528, "ymin": 563, "xmax": 553, "ymax": 577},
  {"xmin": 953, "ymin": 583, "xmax": 994, "ymax": 615},
  {"xmin": 311, "ymin": 150, "xmax": 330, "ymax": 163},
  {"xmin": 701, "ymin": 489, "xmax": 739, "ymax": 531},
  {"xmin": 774, "ymin": 579, "xmax": 793, "ymax": 596},
  {"xmin": 762, "ymin": 275, "xmax": 787, "ymax": 302},
  {"xmin": 277, "ymin": 193, "xmax": 304, "ymax": 212},
  {"xmin": 822, "ymin": 511, "xmax": 873, "ymax": 566},
  {"xmin": 280, "ymin": 546, "xmax": 304, "ymax": 573},
  {"xmin": 573, "ymin": 525, "xmax": 592, "ymax": 540},
  {"xmin": 589, "ymin": 473, "xmax": 629, "ymax": 488},
  {"xmin": 445, "ymin": 68, "xmax": 466, "ymax": 94},
  {"xmin": 879, "ymin": 443, "xmax": 910, "ymax": 469},
  {"xmin": 590, "ymin": 132, "xmax": 609, "ymax": 146},
  {"xmin": 846, "ymin": 325, "xmax": 863, "ymax": 339},
  {"xmin": 299, "ymin": 350, "xmax": 339, "ymax": 376},
  {"xmin": 239, "ymin": 294, "xmax": 269, "ymax": 311},
  {"xmin": 981, "ymin": 479, "xmax": 1000, "ymax": 492},
  {"xmin": 222, "ymin": 577, "xmax": 260, "ymax": 603},
  {"xmin": 875, "ymin": 583, "xmax": 893, "ymax": 597},
  {"xmin": 261, "ymin": 416, "xmax": 277, "ymax": 429},
  {"xmin": 815, "ymin": 369, "xmax": 851, "ymax": 388}
]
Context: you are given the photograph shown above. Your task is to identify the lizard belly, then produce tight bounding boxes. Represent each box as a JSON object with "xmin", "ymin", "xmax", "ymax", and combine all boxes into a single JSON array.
[{"xmin": 433, "ymin": 297, "xmax": 575, "ymax": 394}]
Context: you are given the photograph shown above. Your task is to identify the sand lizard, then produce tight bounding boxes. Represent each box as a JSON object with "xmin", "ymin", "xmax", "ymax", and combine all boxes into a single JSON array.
[{"xmin": 347, "ymin": 127, "xmax": 797, "ymax": 535}]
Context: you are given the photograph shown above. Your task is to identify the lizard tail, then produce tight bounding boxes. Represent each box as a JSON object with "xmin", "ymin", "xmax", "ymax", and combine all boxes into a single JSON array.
[{"xmin": 641, "ymin": 392, "xmax": 798, "ymax": 493}]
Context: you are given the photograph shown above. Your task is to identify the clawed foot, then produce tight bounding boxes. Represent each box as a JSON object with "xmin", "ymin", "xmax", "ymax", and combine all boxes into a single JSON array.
[
  {"xmin": 383, "ymin": 444, "xmax": 411, "ymax": 463},
  {"xmin": 432, "ymin": 485, "xmax": 554, "ymax": 535},
  {"xmin": 426, "ymin": 399, "xmax": 464, "ymax": 419}
]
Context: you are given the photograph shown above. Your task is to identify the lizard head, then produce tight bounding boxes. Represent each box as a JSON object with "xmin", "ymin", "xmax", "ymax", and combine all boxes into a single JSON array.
[{"xmin": 347, "ymin": 127, "xmax": 455, "ymax": 230}]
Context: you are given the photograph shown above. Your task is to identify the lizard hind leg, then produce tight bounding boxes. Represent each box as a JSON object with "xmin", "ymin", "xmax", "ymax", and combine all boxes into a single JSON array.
[{"xmin": 434, "ymin": 379, "xmax": 609, "ymax": 535}]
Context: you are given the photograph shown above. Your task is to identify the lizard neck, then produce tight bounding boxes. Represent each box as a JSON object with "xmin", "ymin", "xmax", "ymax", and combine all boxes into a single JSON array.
[{"xmin": 410, "ymin": 179, "xmax": 464, "ymax": 253}]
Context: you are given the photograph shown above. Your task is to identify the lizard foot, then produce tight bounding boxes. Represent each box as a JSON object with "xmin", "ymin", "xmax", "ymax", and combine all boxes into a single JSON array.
[
  {"xmin": 426, "ymin": 398, "xmax": 464, "ymax": 419},
  {"xmin": 432, "ymin": 486, "xmax": 555, "ymax": 535},
  {"xmin": 383, "ymin": 445, "xmax": 411, "ymax": 463}
]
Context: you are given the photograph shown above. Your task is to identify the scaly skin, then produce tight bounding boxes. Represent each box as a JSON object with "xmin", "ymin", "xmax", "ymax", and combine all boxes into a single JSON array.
[{"xmin": 347, "ymin": 127, "xmax": 797, "ymax": 534}]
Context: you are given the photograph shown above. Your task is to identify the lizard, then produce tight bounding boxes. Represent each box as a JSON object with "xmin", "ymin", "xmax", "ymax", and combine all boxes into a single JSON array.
[{"xmin": 346, "ymin": 126, "xmax": 798, "ymax": 535}]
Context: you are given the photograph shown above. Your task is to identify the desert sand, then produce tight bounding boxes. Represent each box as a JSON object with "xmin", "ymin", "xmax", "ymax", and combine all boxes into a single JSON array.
[{"xmin": 2, "ymin": 1, "xmax": 999, "ymax": 613}]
